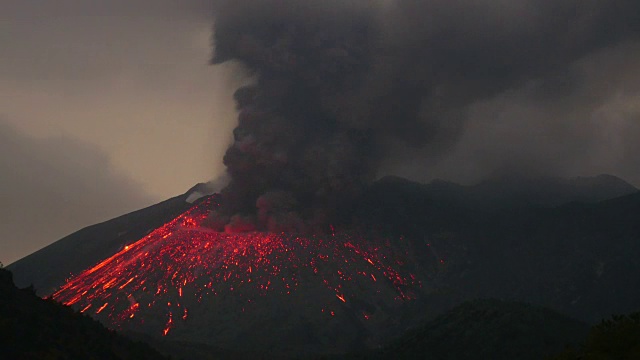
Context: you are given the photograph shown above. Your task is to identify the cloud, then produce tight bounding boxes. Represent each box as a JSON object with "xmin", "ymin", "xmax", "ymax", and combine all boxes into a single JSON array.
[
  {"xmin": 0, "ymin": 120, "xmax": 155, "ymax": 265},
  {"xmin": 2, "ymin": 0, "xmax": 639, "ymax": 244},
  {"xmin": 2, "ymin": 0, "xmax": 213, "ymax": 20},
  {"xmin": 385, "ymin": 40, "xmax": 640, "ymax": 187},
  {"xmin": 208, "ymin": 0, "xmax": 640, "ymax": 230},
  {"xmin": 1, "ymin": 0, "xmax": 248, "ymax": 198}
]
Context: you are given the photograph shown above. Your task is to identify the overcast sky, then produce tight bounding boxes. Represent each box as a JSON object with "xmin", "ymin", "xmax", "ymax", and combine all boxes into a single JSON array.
[
  {"xmin": 1, "ymin": 1, "xmax": 247, "ymax": 265},
  {"xmin": 2, "ymin": 0, "xmax": 640, "ymax": 265}
]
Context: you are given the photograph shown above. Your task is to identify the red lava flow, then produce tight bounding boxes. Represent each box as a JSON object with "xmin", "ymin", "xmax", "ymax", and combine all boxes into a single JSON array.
[{"xmin": 51, "ymin": 196, "xmax": 421, "ymax": 337}]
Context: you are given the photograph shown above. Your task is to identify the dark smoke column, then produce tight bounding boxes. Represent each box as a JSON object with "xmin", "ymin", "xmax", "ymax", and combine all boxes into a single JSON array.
[
  {"xmin": 208, "ymin": 3, "xmax": 381, "ymax": 233},
  {"xmin": 207, "ymin": 0, "xmax": 640, "ymax": 233}
]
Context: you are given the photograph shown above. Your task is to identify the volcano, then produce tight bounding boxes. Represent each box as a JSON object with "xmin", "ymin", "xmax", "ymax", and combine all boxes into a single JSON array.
[
  {"xmin": 8, "ymin": 175, "xmax": 640, "ymax": 358},
  {"xmin": 48, "ymin": 194, "xmax": 429, "ymax": 356}
]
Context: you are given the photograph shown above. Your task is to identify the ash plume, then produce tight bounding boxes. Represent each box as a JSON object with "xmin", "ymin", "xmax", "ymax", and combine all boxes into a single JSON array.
[{"xmin": 209, "ymin": 0, "xmax": 640, "ymax": 232}]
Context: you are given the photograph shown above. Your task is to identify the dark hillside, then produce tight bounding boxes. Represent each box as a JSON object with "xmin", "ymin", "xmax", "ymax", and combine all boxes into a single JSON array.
[
  {"xmin": 0, "ymin": 268, "xmax": 166, "ymax": 360},
  {"xmin": 553, "ymin": 311, "xmax": 640, "ymax": 359},
  {"xmin": 465, "ymin": 192, "xmax": 640, "ymax": 321},
  {"xmin": 376, "ymin": 299, "xmax": 589, "ymax": 360},
  {"xmin": 354, "ymin": 178, "xmax": 640, "ymax": 323}
]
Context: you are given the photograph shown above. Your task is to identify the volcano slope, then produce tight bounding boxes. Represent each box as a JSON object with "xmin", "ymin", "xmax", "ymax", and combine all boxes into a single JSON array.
[
  {"xmin": 10, "ymin": 175, "xmax": 640, "ymax": 357},
  {"xmin": 355, "ymin": 177, "xmax": 640, "ymax": 323},
  {"xmin": 50, "ymin": 195, "xmax": 432, "ymax": 356},
  {"xmin": 7, "ymin": 185, "xmax": 204, "ymax": 296}
]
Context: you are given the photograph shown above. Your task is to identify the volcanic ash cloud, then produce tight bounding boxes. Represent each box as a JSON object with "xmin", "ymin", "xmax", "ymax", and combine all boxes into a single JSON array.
[{"xmin": 208, "ymin": 0, "xmax": 640, "ymax": 233}]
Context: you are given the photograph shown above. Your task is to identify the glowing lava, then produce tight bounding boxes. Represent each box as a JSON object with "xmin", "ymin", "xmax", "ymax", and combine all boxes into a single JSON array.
[{"xmin": 51, "ymin": 196, "xmax": 423, "ymax": 351}]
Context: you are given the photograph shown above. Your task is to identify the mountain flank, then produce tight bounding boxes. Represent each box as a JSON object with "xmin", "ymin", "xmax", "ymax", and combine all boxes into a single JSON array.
[{"xmin": 8, "ymin": 185, "xmax": 208, "ymax": 295}]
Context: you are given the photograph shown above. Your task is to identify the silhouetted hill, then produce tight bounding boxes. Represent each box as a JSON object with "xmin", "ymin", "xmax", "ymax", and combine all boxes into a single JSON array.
[
  {"xmin": 553, "ymin": 311, "xmax": 640, "ymax": 359},
  {"xmin": 0, "ymin": 268, "xmax": 166, "ymax": 360},
  {"xmin": 376, "ymin": 299, "xmax": 589, "ymax": 360}
]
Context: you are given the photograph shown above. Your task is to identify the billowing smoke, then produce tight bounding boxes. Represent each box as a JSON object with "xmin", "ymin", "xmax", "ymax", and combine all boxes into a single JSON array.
[{"xmin": 208, "ymin": 0, "xmax": 640, "ymax": 232}]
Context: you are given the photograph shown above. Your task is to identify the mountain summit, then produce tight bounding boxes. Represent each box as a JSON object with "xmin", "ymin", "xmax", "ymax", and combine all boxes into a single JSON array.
[{"xmin": 7, "ymin": 174, "xmax": 640, "ymax": 356}]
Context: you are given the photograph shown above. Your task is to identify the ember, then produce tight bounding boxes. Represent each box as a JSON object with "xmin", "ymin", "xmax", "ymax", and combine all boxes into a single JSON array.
[{"xmin": 52, "ymin": 196, "xmax": 421, "ymax": 338}]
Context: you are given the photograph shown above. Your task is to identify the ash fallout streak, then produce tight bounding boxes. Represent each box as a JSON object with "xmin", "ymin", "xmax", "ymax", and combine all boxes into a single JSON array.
[{"xmin": 208, "ymin": 0, "xmax": 640, "ymax": 233}]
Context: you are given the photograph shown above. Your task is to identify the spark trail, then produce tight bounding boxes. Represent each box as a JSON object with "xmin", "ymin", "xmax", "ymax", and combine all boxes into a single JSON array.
[{"xmin": 51, "ymin": 196, "xmax": 422, "ymax": 348}]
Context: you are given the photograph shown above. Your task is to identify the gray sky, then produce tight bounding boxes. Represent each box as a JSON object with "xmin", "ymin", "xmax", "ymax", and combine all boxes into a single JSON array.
[
  {"xmin": 2, "ymin": 0, "xmax": 640, "ymax": 265},
  {"xmin": 387, "ymin": 39, "xmax": 640, "ymax": 185},
  {"xmin": 1, "ymin": 0, "xmax": 246, "ymax": 264}
]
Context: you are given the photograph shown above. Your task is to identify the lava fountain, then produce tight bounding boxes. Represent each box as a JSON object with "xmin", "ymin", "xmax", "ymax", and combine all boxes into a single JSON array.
[{"xmin": 51, "ymin": 195, "xmax": 426, "ymax": 354}]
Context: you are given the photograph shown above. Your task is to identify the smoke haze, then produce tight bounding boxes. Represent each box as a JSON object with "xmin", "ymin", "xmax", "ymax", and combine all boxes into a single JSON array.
[
  {"xmin": 3, "ymin": 0, "xmax": 640, "ymax": 261},
  {"xmin": 209, "ymin": 0, "xmax": 640, "ymax": 231},
  {"xmin": 1, "ymin": 0, "xmax": 235, "ymax": 264}
]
